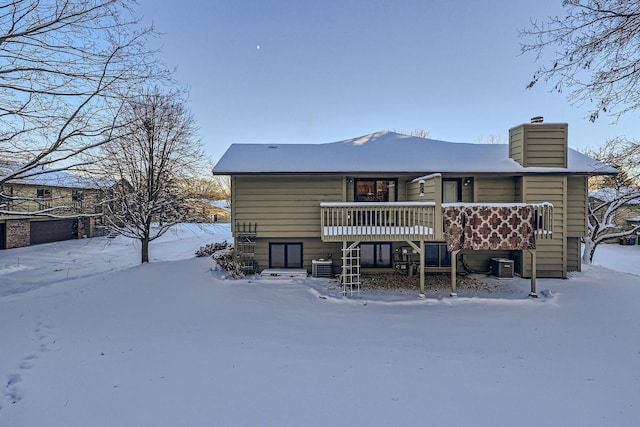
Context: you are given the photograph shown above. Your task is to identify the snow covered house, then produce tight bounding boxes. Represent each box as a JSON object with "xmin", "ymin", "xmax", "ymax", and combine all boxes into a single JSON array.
[
  {"xmin": 213, "ymin": 120, "xmax": 617, "ymax": 294},
  {"xmin": 0, "ymin": 163, "xmax": 105, "ymax": 249}
]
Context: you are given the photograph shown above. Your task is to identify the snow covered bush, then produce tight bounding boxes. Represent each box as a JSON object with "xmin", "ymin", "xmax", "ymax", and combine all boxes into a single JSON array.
[
  {"xmin": 197, "ymin": 241, "xmax": 245, "ymax": 278},
  {"xmin": 195, "ymin": 241, "xmax": 230, "ymax": 257}
]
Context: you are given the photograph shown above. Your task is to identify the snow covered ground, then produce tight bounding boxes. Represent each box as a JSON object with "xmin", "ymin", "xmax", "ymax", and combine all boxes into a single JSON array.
[{"xmin": 1, "ymin": 225, "xmax": 639, "ymax": 426}]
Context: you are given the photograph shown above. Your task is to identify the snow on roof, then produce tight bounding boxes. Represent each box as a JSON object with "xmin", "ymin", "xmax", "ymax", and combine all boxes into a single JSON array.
[
  {"xmin": 589, "ymin": 187, "xmax": 640, "ymax": 204},
  {"xmin": 212, "ymin": 130, "xmax": 618, "ymax": 176},
  {"xmin": 0, "ymin": 160, "xmax": 107, "ymax": 189},
  {"xmin": 200, "ymin": 199, "xmax": 230, "ymax": 210}
]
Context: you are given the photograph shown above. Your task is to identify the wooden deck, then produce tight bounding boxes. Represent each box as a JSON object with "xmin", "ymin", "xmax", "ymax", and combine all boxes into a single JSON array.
[
  {"xmin": 320, "ymin": 202, "xmax": 439, "ymax": 242},
  {"xmin": 320, "ymin": 202, "xmax": 553, "ymax": 242}
]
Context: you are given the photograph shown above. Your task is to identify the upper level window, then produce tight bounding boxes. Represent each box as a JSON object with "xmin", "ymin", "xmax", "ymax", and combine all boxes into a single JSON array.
[
  {"xmin": 37, "ymin": 187, "xmax": 52, "ymax": 209},
  {"xmin": 72, "ymin": 190, "xmax": 84, "ymax": 211},
  {"xmin": 1, "ymin": 185, "xmax": 13, "ymax": 210},
  {"xmin": 354, "ymin": 179, "xmax": 397, "ymax": 202},
  {"xmin": 36, "ymin": 188, "xmax": 51, "ymax": 199}
]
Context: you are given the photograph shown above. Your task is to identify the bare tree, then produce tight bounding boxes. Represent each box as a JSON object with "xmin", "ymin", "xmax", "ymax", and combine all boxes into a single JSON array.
[
  {"xmin": 478, "ymin": 134, "xmax": 507, "ymax": 144},
  {"xmin": 181, "ymin": 177, "xmax": 224, "ymax": 200},
  {"xmin": 100, "ymin": 88, "xmax": 202, "ymax": 263},
  {"xmin": 521, "ymin": 0, "xmax": 640, "ymax": 121},
  {"xmin": 582, "ymin": 137, "xmax": 640, "ymax": 263},
  {"xmin": 0, "ymin": 0, "xmax": 167, "ymax": 216},
  {"xmin": 214, "ymin": 174, "xmax": 231, "ymax": 209},
  {"xmin": 394, "ymin": 128, "xmax": 430, "ymax": 138},
  {"xmin": 177, "ymin": 168, "xmax": 231, "ymax": 223}
]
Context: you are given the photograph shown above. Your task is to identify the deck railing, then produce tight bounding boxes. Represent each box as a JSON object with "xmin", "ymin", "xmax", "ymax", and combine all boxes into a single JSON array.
[
  {"xmin": 320, "ymin": 202, "xmax": 439, "ymax": 242},
  {"xmin": 532, "ymin": 203, "xmax": 554, "ymax": 238},
  {"xmin": 320, "ymin": 202, "xmax": 553, "ymax": 242}
]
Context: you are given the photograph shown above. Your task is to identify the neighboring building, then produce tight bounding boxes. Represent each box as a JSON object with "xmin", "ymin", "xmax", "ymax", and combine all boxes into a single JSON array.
[
  {"xmin": 0, "ymin": 162, "xmax": 105, "ymax": 249},
  {"xmin": 186, "ymin": 199, "xmax": 231, "ymax": 223},
  {"xmin": 589, "ymin": 187, "xmax": 640, "ymax": 222},
  {"xmin": 212, "ymin": 120, "xmax": 617, "ymax": 293}
]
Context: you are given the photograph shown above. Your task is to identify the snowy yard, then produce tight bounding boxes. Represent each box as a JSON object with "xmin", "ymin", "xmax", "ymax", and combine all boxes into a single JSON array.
[{"xmin": 1, "ymin": 224, "xmax": 639, "ymax": 426}]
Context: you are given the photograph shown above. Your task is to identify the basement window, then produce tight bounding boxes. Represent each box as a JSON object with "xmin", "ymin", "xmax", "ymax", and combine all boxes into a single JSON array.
[
  {"xmin": 269, "ymin": 243, "xmax": 303, "ymax": 269},
  {"xmin": 360, "ymin": 243, "xmax": 392, "ymax": 268},
  {"xmin": 424, "ymin": 243, "xmax": 451, "ymax": 267}
]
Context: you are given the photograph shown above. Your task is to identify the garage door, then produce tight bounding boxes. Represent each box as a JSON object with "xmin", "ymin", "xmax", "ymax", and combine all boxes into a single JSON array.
[
  {"xmin": 30, "ymin": 219, "xmax": 78, "ymax": 245},
  {"xmin": 0, "ymin": 223, "xmax": 5, "ymax": 249}
]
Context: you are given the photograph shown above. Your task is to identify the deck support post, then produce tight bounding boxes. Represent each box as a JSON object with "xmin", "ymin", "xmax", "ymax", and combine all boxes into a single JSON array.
[
  {"xmin": 450, "ymin": 250, "xmax": 460, "ymax": 297},
  {"xmin": 528, "ymin": 249, "xmax": 537, "ymax": 298},
  {"xmin": 405, "ymin": 240, "xmax": 425, "ymax": 297},
  {"xmin": 419, "ymin": 240, "xmax": 425, "ymax": 297}
]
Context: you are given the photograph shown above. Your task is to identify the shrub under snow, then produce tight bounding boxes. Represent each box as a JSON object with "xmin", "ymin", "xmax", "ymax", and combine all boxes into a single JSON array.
[{"xmin": 196, "ymin": 241, "xmax": 245, "ymax": 278}]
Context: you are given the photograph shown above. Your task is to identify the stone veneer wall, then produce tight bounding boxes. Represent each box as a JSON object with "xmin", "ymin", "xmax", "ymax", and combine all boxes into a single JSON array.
[
  {"xmin": 5, "ymin": 219, "xmax": 30, "ymax": 249},
  {"xmin": 78, "ymin": 217, "xmax": 94, "ymax": 238}
]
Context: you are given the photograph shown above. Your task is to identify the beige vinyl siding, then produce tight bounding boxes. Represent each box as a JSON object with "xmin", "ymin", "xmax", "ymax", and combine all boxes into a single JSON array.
[
  {"xmin": 523, "ymin": 124, "xmax": 568, "ymax": 167},
  {"xmin": 567, "ymin": 176, "xmax": 588, "ymax": 237},
  {"xmin": 567, "ymin": 237, "xmax": 581, "ymax": 272},
  {"xmin": 509, "ymin": 123, "xmax": 568, "ymax": 168},
  {"xmin": 230, "ymin": 175, "xmax": 237, "ymax": 228},
  {"xmin": 457, "ymin": 250, "xmax": 512, "ymax": 274},
  {"xmin": 461, "ymin": 178, "xmax": 473, "ymax": 202},
  {"xmin": 509, "ymin": 126, "xmax": 524, "ymax": 165},
  {"xmin": 346, "ymin": 179, "xmax": 353, "ymax": 201},
  {"xmin": 406, "ymin": 175, "xmax": 440, "ymax": 202},
  {"xmin": 475, "ymin": 177, "xmax": 519, "ymax": 203},
  {"xmin": 233, "ymin": 175, "xmax": 343, "ymax": 238},
  {"xmin": 395, "ymin": 179, "xmax": 408, "ymax": 201},
  {"xmin": 253, "ymin": 237, "xmax": 342, "ymax": 272},
  {"xmin": 521, "ymin": 175, "xmax": 566, "ymax": 278},
  {"xmin": 406, "ymin": 180, "xmax": 421, "ymax": 200}
]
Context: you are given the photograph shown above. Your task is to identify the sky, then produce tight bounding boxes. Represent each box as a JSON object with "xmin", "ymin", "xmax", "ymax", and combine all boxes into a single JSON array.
[{"xmin": 136, "ymin": 0, "xmax": 638, "ymax": 163}]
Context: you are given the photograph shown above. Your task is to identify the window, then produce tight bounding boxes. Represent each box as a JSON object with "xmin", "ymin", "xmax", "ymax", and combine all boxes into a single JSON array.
[
  {"xmin": 37, "ymin": 188, "xmax": 52, "ymax": 209},
  {"xmin": 72, "ymin": 190, "xmax": 84, "ymax": 201},
  {"xmin": 360, "ymin": 243, "xmax": 392, "ymax": 268},
  {"xmin": 1, "ymin": 185, "xmax": 13, "ymax": 210},
  {"xmin": 354, "ymin": 179, "xmax": 397, "ymax": 202},
  {"xmin": 269, "ymin": 243, "xmax": 303, "ymax": 268},
  {"xmin": 424, "ymin": 243, "xmax": 451, "ymax": 267},
  {"xmin": 442, "ymin": 179, "xmax": 461, "ymax": 203},
  {"xmin": 72, "ymin": 190, "xmax": 84, "ymax": 211},
  {"xmin": 37, "ymin": 188, "xmax": 51, "ymax": 199}
]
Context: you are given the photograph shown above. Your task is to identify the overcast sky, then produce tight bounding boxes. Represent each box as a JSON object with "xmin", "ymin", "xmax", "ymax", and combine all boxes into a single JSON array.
[{"xmin": 137, "ymin": 0, "xmax": 638, "ymax": 162}]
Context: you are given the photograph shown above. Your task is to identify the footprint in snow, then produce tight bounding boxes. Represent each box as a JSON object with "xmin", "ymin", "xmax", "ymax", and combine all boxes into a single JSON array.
[
  {"xmin": 4, "ymin": 374, "xmax": 24, "ymax": 404},
  {"xmin": 35, "ymin": 322, "xmax": 57, "ymax": 353},
  {"xmin": 19, "ymin": 355, "xmax": 38, "ymax": 370}
]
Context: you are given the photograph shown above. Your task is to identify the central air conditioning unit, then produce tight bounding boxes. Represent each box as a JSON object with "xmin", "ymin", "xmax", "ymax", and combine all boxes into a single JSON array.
[
  {"xmin": 312, "ymin": 259, "xmax": 333, "ymax": 278},
  {"xmin": 491, "ymin": 258, "xmax": 514, "ymax": 278}
]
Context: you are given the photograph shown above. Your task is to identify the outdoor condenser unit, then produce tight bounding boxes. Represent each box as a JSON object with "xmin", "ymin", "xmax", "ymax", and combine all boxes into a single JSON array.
[
  {"xmin": 491, "ymin": 258, "xmax": 514, "ymax": 278},
  {"xmin": 312, "ymin": 259, "xmax": 333, "ymax": 278}
]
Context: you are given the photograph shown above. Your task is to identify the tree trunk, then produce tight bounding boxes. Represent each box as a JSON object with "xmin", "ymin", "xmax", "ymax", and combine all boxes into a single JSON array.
[
  {"xmin": 582, "ymin": 237, "xmax": 595, "ymax": 264},
  {"xmin": 141, "ymin": 236, "xmax": 150, "ymax": 263}
]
